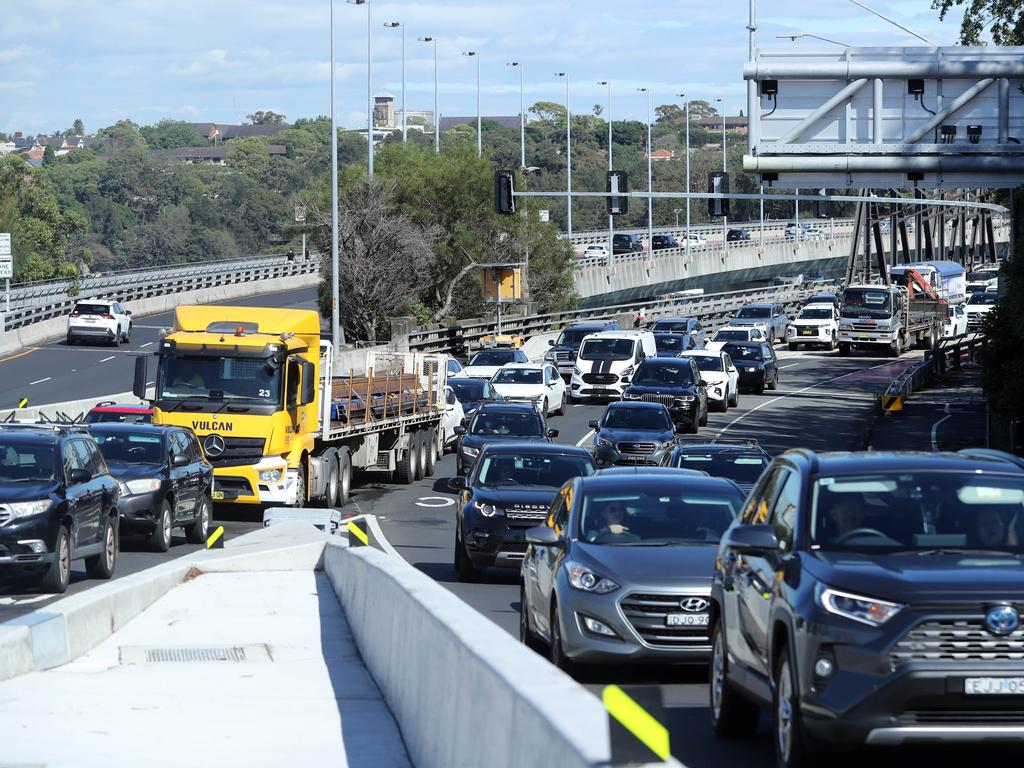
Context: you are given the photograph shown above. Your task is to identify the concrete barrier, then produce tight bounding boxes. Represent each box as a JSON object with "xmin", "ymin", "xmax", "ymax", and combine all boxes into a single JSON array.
[{"xmin": 324, "ymin": 543, "xmax": 682, "ymax": 768}]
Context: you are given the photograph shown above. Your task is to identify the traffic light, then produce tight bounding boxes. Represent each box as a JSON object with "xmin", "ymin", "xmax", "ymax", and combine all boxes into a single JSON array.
[
  {"xmin": 707, "ymin": 172, "xmax": 729, "ymax": 218},
  {"xmin": 815, "ymin": 188, "xmax": 829, "ymax": 219},
  {"xmin": 494, "ymin": 170, "xmax": 516, "ymax": 214},
  {"xmin": 607, "ymin": 170, "xmax": 629, "ymax": 216}
]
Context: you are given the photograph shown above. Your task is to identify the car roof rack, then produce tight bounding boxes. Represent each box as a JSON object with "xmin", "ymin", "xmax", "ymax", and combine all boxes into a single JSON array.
[{"xmin": 0, "ymin": 411, "xmax": 88, "ymax": 432}]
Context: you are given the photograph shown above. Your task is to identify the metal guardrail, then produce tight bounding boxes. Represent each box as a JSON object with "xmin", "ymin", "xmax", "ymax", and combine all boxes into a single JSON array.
[
  {"xmin": 403, "ymin": 280, "xmax": 838, "ymax": 355},
  {"xmin": 881, "ymin": 332, "xmax": 987, "ymax": 412},
  {"xmin": 567, "ymin": 218, "xmax": 857, "ymax": 246},
  {"xmin": 2, "ymin": 254, "xmax": 321, "ymax": 332}
]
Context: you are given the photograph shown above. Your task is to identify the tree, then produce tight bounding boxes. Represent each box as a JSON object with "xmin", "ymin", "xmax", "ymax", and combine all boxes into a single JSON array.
[
  {"xmin": 72, "ymin": 118, "xmax": 85, "ymax": 135},
  {"xmin": 529, "ymin": 101, "xmax": 567, "ymax": 123},
  {"xmin": 933, "ymin": 0, "xmax": 1024, "ymax": 44},
  {"xmin": 226, "ymin": 137, "xmax": 270, "ymax": 178},
  {"xmin": 247, "ymin": 110, "xmax": 287, "ymax": 125},
  {"xmin": 686, "ymin": 99, "xmax": 718, "ymax": 118},
  {"xmin": 42, "ymin": 145, "xmax": 56, "ymax": 166},
  {"xmin": 140, "ymin": 119, "xmax": 206, "ymax": 150},
  {"xmin": 655, "ymin": 104, "xmax": 684, "ymax": 124},
  {"xmin": 92, "ymin": 120, "xmax": 146, "ymax": 154}
]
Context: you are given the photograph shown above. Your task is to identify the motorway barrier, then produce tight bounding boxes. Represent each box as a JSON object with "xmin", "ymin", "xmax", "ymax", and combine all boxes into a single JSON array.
[
  {"xmin": 323, "ymin": 542, "xmax": 683, "ymax": 768},
  {"xmin": 881, "ymin": 333, "xmax": 987, "ymax": 416}
]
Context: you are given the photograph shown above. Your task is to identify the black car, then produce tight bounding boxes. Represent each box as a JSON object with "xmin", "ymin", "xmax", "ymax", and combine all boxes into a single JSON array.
[
  {"xmin": 621, "ymin": 357, "xmax": 708, "ymax": 432},
  {"xmin": 710, "ymin": 450, "xmax": 1024, "ymax": 768},
  {"xmin": 727, "ymin": 228, "xmax": 751, "ymax": 242},
  {"xmin": 455, "ymin": 403, "xmax": 559, "ymax": 475},
  {"xmin": 0, "ymin": 424, "xmax": 119, "ymax": 593},
  {"xmin": 661, "ymin": 438, "xmax": 771, "ymax": 494},
  {"xmin": 89, "ymin": 423, "xmax": 213, "ymax": 551},
  {"xmin": 613, "ymin": 233, "xmax": 644, "ymax": 255},
  {"xmin": 590, "ymin": 401, "xmax": 684, "ymax": 467},
  {"xmin": 653, "ymin": 332, "xmax": 700, "ymax": 356},
  {"xmin": 448, "ymin": 377, "xmax": 504, "ymax": 421},
  {"xmin": 651, "ymin": 234, "xmax": 680, "ymax": 250},
  {"xmin": 722, "ymin": 341, "xmax": 778, "ymax": 394},
  {"xmin": 450, "ymin": 443, "xmax": 596, "ymax": 581},
  {"xmin": 544, "ymin": 321, "xmax": 620, "ymax": 380}
]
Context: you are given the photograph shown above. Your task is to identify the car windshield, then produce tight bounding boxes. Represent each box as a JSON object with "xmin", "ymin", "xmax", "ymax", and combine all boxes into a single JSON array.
[
  {"xmin": 579, "ymin": 338, "xmax": 635, "ymax": 361},
  {"xmin": 469, "ymin": 350, "xmax": 515, "ymax": 366},
  {"xmin": 650, "ymin": 321, "xmax": 689, "ymax": 333},
  {"xmin": 470, "ymin": 411, "xmax": 543, "ymax": 437},
  {"xmin": 736, "ymin": 307, "xmax": 771, "ymax": 319},
  {"xmin": 73, "ymin": 303, "xmax": 110, "ymax": 316},
  {"xmin": 603, "ymin": 407, "xmax": 672, "ymax": 431},
  {"xmin": 689, "ymin": 355, "xmax": 724, "ymax": 372},
  {"xmin": 555, "ymin": 329, "xmax": 597, "ymax": 347},
  {"xmin": 724, "ymin": 344, "xmax": 764, "ymax": 361},
  {"xmin": 632, "ymin": 363, "xmax": 694, "ymax": 387},
  {"xmin": 810, "ymin": 471, "xmax": 1024, "ymax": 552},
  {"xmin": 159, "ymin": 355, "xmax": 282, "ymax": 403},
  {"xmin": 714, "ymin": 329, "xmax": 751, "ymax": 341},
  {"xmin": 0, "ymin": 443, "xmax": 56, "ymax": 483},
  {"xmin": 842, "ymin": 288, "xmax": 892, "ymax": 318},
  {"xmin": 968, "ymin": 293, "xmax": 997, "ymax": 306},
  {"xmin": 654, "ymin": 334, "xmax": 690, "ymax": 351},
  {"xmin": 579, "ymin": 487, "xmax": 741, "ymax": 545},
  {"xmin": 673, "ymin": 451, "xmax": 769, "ymax": 484},
  {"xmin": 476, "ymin": 453, "xmax": 594, "ymax": 489},
  {"xmin": 449, "ymin": 380, "xmax": 485, "ymax": 400},
  {"xmin": 92, "ymin": 432, "xmax": 164, "ymax": 464},
  {"xmin": 492, "ymin": 368, "xmax": 543, "ymax": 384},
  {"xmin": 799, "ymin": 308, "xmax": 833, "ymax": 320}
]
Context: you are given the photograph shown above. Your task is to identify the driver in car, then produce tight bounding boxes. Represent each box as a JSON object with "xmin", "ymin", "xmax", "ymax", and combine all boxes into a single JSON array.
[
  {"xmin": 827, "ymin": 497, "xmax": 867, "ymax": 541},
  {"xmin": 589, "ymin": 501, "xmax": 631, "ymax": 540}
]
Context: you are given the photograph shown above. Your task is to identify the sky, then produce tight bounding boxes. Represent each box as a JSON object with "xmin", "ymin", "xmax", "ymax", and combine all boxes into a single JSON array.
[{"xmin": 0, "ymin": 0, "xmax": 970, "ymax": 135}]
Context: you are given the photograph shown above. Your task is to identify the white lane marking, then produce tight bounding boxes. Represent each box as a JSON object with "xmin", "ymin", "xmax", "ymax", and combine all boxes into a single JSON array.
[
  {"xmin": 415, "ymin": 496, "xmax": 455, "ymax": 508},
  {"xmin": 139, "ymin": 342, "xmax": 153, "ymax": 348},
  {"xmin": 99, "ymin": 356, "xmax": 115, "ymax": 363},
  {"xmin": 29, "ymin": 377, "xmax": 51, "ymax": 385},
  {"xmin": 0, "ymin": 594, "xmax": 51, "ymax": 605},
  {"xmin": 931, "ymin": 403, "xmax": 952, "ymax": 452},
  {"xmin": 780, "ymin": 363, "xmax": 800, "ymax": 369},
  {"xmin": 716, "ymin": 359, "xmax": 907, "ymax": 438},
  {"xmin": 576, "ymin": 429, "xmax": 595, "ymax": 447}
]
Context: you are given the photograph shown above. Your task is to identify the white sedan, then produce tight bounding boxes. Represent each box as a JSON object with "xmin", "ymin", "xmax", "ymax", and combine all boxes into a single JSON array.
[
  {"xmin": 489, "ymin": 363, "xmax": 567, "ymax": 416},
  {"xmin": 679, "ymin": 350, "xmax": 740, "ymax": 412},
  {"xmin": 705, "ymin": 325, "xmax": 767, "ymax": 353},
  {"xmin": 461, "ymin": 348, "xmax": 529, "ymax": 379}
]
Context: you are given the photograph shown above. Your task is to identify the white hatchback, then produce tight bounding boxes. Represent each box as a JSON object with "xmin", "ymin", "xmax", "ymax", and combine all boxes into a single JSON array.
[
  {"xmin": 489, "ymin": 363, "xmax": 567, "ymax": 416},
  {"xmin": 66, "ymin": 300, "xmax": 133, "ymax": 346}
]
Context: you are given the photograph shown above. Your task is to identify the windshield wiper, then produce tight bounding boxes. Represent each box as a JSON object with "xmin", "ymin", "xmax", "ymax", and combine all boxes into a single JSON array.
[{"xmin": 899, "ymin": 548, "xmax": 1016, "ymax": 557}]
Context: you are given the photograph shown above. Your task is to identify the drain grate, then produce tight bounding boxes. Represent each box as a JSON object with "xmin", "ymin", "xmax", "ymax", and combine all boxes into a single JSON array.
[{"xmin": 119, "ymin": 644, "xmax": 272, "ymax": 665}]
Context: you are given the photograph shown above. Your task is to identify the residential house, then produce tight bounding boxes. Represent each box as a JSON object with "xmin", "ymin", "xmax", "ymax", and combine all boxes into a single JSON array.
[
  {"xmin": 189, "ymin": 123, "xmax": 291, "ymax": 144},
  {"xmin": 691, "ymin": 115, "xmax": 748, "ymax": 134},
  {"xmin": 646, "ymin": 148, "xmax": 676, "ymax": 162},
  {"xmin": 151, "ymin": 143, "xmax": 287, "ymax": 165}
]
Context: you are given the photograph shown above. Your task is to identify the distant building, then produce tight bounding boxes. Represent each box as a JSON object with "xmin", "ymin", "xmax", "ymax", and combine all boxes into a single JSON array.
[
  {"xmin": 396, "ymin": 108, "xmax": 434, "ymax": 128},
  {"xmin": 151, "ymin": 143, "xmax": 287, "ymax": 165},
  {"xmin": 439, "ymin": 115, "xmax": 522, "ymax": 132},
  {"xmin": 691, "ymin": 115, "xmax": 747, "ymax": 134},
  {"xmin": 11, "ymin": 132, "xmax": 34, "ymax": 150},
  {"xmin": 188, "ymin": 123, "xmax": 291, "ymax": 143},
  {"xmin": 24, "ymin": 146, "xmax": 46, "ymax": 166},
  {"xmin": 646, "ymin": 148, "xmax": 676, "ymax": 162},
  {"xmin": 0, "ymin": 140, "xmax": 15, "ymax": 157},
  {"xmin": 373, "ymin": 93, "xmax": 396, "ymax": 129}
]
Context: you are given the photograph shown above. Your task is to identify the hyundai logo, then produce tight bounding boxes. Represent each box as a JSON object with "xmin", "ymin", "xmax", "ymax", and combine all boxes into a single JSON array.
[
  {"xmin": 203, "ymin": 434, "xmax": 226, "ymax": 459},
  {"xmin": 680, "ymin": 597, "xmax": 710, "ymax": 612},
  {"xmin": 985, "ymin": 605, "xmax": 1020, "ymax": 636}
]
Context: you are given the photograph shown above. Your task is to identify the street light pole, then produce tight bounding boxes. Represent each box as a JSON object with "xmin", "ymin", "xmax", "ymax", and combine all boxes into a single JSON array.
[
  {"xmin": 508, "ymin": 62, "xmax": 525, "ymax": 168},
  {"xmin": 384, "ymin": 22, "xmax": 406, "ymax": 142},
  {"xmin": 677, "ymin": 92, "xmax": 690, "ymax": 252},
  {"xmin": 638, "ymin": 87, "xmax": 652, "ymax": 259},
  {"xmin": 418, "ymin": 36, "xmax": 439, "ymax": 153},
  {"xmin": 598, "ymin": 80, "xmax": 612, "ymax": 259},
  {"xmin": 716, "ymin": 97, "xmax": 727, "ymax": 249},
  {"xmin": 556, "ymin": 72, "xmax": 572, "ymax": 237},
  {"xmin": 348, "ymin": 0, "xmax": 372, "ymax": 178},
  {"xmin": 329, "ymin": 0, "xmax": 344, "ymax": 348},
  {"xmin": 463, "ymin": 51, "xmax": 481, "ymax": 157}
]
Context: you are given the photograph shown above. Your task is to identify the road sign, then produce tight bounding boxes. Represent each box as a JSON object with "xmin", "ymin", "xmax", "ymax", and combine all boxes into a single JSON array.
[
  {"xmin": 0, "ymin": 262, "xmax": 11, "ymax": 279},
  {"xmin": 294, "ymin": 206, "xmax": 306, "ymax": 223},
  {"xmin": 0, "ymin": 233, "xmax": 10, "ymax": 256},
  {"xmin": 538, "ymin": 210, "xmax": 549, "ymax": 222}
]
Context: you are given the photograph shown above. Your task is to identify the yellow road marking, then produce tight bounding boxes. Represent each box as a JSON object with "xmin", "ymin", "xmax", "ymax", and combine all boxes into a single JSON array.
[
  {"xmin": 602, "ymin": 685, "xmax": 671, "ymax": 761},
  {"xmin": 347, "ymin": 520, "xmax": 369, "ymax": 545},
  {"xmin": 0, "ymin": 348, "xmax": 38, "ymax": 364},
  {"xmin": 206, "ymin": 526, "xmax": 225, "ymax": 548}
]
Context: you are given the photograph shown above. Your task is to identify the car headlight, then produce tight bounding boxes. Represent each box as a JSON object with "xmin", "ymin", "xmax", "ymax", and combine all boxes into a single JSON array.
[
  {"xmin": 572, "ymin": 366, "xmax": 583, "ymax": 376},
  {"xmin": 819, "ymin": 587, "xmax": 903, "ymax": 627},
  {"xmin": 476, "ymin": 502, "xmax": 503, "ymax": 518},
  {"xmin": 786, "ymin": 327, "xmax": 795, "ymax": 336},
  {"xmin": 544, "ymin": 351, "xmax": 557, "ymax": 362},
  {"xmin": 674, "ymin": 395, "xmax": 695, "ymax": 403},
  {"xmin": 7, "ymin": 500, "xmax": 53, "ymax": 519},
  {"xmin": 120, "ymin": 478, "xmax": 162, "ymax": 496},
  {"xmin": 258, "ymin": 468, "xmax": 285, "ymax": 484},
  {"xmin": 596, "ymin": 437, "xmax": 613, "ymax": 448},
  {"xmin": 462, "ymin": 446, "xmax": 480, "ymax": 458},
  {"xmin": 567, "ymin": 561, "xmax": 619, "ymax": 594},
  {"xmin": 622, "ymin": 391, "xmax": 641, "ymax": 400},
  {"xmin": 620, "ymin": 366, "xmax": 634, "ymax": 377},
  {"xmin": 746, "ymin": 366, "xmax": 758, "ymax": 372}
]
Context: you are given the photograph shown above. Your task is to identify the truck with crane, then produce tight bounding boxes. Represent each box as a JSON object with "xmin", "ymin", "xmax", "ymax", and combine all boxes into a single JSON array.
[{"xmin": 131, "ymin": 306, "xmax": 451, "ymax": 508}]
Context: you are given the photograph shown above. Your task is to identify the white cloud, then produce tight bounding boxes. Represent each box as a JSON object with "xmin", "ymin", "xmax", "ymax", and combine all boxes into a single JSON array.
[{"xmin": 0, "ymin": 45, "xmax": 29, "ymax": 63}]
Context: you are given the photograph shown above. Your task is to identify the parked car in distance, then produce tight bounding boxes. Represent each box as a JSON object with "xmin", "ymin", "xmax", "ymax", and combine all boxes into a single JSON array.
[
  {"xmin": 710, "ymin": 449, "xmax": 1024, "ymax": 768},
  {"xmin": 84, "ymin": 402, "xmax": 154, "ymax": 424},
  {"xmin": 89, "ymin": 423, "xmax": 213, "ymax": 551},
  {"xmin": 679, "ymin": 350, "xmax": 740, "ymax": 412},
  {"xmin": 729, "ymin": 302, "xmax": 788, "ymax": 344},
  {"xmin": 447, "ymin": 377, "xmax": 503, "ymax": 421},
  {"xmin": 785, "ymin": 302, "xmax": 839, "ymax": 350},
  {"xmin": 660, "ymin": 438, "xmax": 770, "ymax": 494},
  {"xmin": 590, "ymin": 401, "xmax": 685, "ymax": 467},
  {"xmin": 454, "ymin": 403, "xmax": 558, "ymax": 476},
  {"xmin": 0, "ymin": 424, "xmax": 119, "ymax": 593},
  {"xmin": 450, "ymin": 443, "xmax": 596, "ymax": 582},
  {"xmin": 620, "ymin": 357, "xmax": 708, "ymax": 432},
  {"xmin": 784, "ymin": 223, "xmax": 824, "ymax": 240},
  {"xmin": 489, "ymin": 363, "xmax": 567, "ymax": 417},
  {"xmin": 545, "ymin": 321, "xmax": 621, "ymax": 380},
  {"xmin": 801, "ymin": 292, "xmax": 838, "ymax": 308},
  {"xmin": 653, "ymin": 332, "xmax": 701, "ymax": 357},
  {"xmin": 520, "ymin": 472, "xmax": 746, "ymax": 670},
  {"xmin": 461, "ymin": 348, "xmax": 530, "ymax": 379},
  {"xmin": 66, "ymin": 300, "xmax": 133, "ymax": 346},
  {"xmin": 726, "ymin": 228, "xmax": 751, "ymax": 242},
  {"xmin": 721, "ymin": 341, "xmax": 779, "ymax": 394},
  {"xmin": 613, "ymin": 233, "xmax": 645, "ymax": 255}
]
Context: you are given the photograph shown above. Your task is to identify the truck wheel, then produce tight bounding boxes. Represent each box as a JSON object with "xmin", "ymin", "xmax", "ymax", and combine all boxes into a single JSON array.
[
  {"xmin": 838, "ymin": 343, "xmax": 850, "ymax": 357},
  {"xmin": 415, "ymin": 431, "xmax": 429, "ymax": 481},
  {"xmin": 323, "ymin": 450, "xmax": 340, "ymax": 507},
  {"xmin": 423, "ymin": 429, "xmax": 437, "ymax": 477},
  {"xmin": 294, "ymin": 462, "xmax": 307, "ymax": 507},
  {"xmin": 336, "ymin": 450, "xmax": 352, "ymax": 506},
  {"xmin": 85, "ymin": 514, "xmax": 117, "ymax": 580},
  {"xmin": 396, "ymin": 436, "xmax": 419, "ymax": 485}
]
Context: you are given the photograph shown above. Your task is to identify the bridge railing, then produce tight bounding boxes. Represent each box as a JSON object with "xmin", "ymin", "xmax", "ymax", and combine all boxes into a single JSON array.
[{"xmin": 567, "ymin": 218, "xmax": 857, "ymax": 247}]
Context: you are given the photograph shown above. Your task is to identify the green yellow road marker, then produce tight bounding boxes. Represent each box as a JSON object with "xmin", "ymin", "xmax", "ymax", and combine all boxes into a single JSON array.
[
  {"xmin": 603, "ymin": 684, "xmax": 671, "ymax": 763},
  {"xmin": 347, "ymin": 520, "xmax": 368, "ymax": 546},
  {"xmin": 17, "ymin": 397, "xmax": 28, "ymax": 409},
  {"xmin": 206, "ymin": 525, "xmax": 225, "ymax": 549}
]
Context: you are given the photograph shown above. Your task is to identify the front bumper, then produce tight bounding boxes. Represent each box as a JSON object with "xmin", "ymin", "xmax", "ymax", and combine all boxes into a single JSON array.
[
  {"xmin": 0, "ymin": 515, "xmax": 57, "ymax": 570},
  {"xmin": 118, "ymin": 491, "xmax": 163, "ymax": 532},
  {"xmin": 211, "ymin": 459, "xmax": 293, "ymax": 505},
  {"xmin": 570, "ymin": 374, "xmax": 628, "ymax": 400},
  {"xmin": 462, "ymin": 516, "xmax": 537, "ymax": 569},
  {"xmin": 787, "ymin": 326, "xmax": 832, "ymax": 344}
]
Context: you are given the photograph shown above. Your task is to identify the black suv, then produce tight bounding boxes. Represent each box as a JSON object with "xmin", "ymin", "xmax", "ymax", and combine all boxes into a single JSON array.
[
  {"xmin": 89, "ymin": 423, "xmax": 213, "ymax": 551},
  {"xmin": 0, "ymin": 425, "xmax": 120, "ymax": 593},
  {"xmin": 613, "ymin": 233, "xmax": 644, "ymax": 255},
  {"xmin": 651, "ymin": 233, "xmax": 680, "ymax": 250},
  {"xmin": 621, "ymin": 357, "xmax": 708, "ymax": 432},
  {"xmin": 455, "ymin": 403, "xmax": 559, "ymax": 476},
  {"xmin": 710, "ymin": 450, "xmax": 1024, "ymax": 768},
  {"xmin": 450, "ymin": 442, "xmax": 595, "ymax": 582},
  {"xmin": 722, "ymin": 341, "xmax": 778, "ymax": 394}
]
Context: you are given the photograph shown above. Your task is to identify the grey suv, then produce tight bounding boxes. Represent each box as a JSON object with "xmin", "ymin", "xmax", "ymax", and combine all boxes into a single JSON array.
[{"xmin": 730, "ymin": 302, "xmax": 788, "ymax": 344}]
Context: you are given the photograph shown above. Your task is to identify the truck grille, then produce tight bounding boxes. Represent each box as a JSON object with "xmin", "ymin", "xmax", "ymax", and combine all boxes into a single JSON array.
[
  {"xmin": 620, "ymin": 592, "xmax": 711, "ymax": 648},
  {"xmin": 891, "ymin": 618, "xmax": 1024, "ymax": 665},
  {"xmin": 850, "ymin": 323, "xmax": 879, "ymax": 331},
  {"xmin": 617, "ymin": 442, "xmax": 656, "ymax": 454},
  {"xmin": 582, "ymin": 373, "xmax": 618, "ymax": 384},
  {"xmin": 204, "ymin": 437, "xmax": 266, "ymax": 468},
  {"xmin": 556, "ymin": 352, "xmax": 575, "ymax": 362}
]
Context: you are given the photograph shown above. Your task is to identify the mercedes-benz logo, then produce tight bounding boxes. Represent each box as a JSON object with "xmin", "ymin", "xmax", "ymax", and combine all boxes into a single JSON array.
[
  {"xmin": 203, "ymin": 434, "xmax": 226, "ymax": 458},
  {"xmin": 680, "ymin": 597, "xmax": 710, "ymax": 613},
  {"xmin": 985, "ymin": 605, "xmax": 1020, "ymax": 636}
]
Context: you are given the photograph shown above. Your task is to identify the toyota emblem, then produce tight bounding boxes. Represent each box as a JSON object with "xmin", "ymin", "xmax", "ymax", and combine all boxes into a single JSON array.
[
  {"xmin": 985, "ymin": 605, "xmax": 1020, "ymax": 636},
  {"xmin": 680, "ymin": 597, "xmax": 709, "ymax": 612},
  {"xmin": 203, "ymin": 434, "xmax": 226, "ymax": 458}
]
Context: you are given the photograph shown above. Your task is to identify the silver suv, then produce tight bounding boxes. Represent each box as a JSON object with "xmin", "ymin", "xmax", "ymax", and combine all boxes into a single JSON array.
[{"xmin": 729, "ymin": 302, "xmax": 788, "ymax": 344}]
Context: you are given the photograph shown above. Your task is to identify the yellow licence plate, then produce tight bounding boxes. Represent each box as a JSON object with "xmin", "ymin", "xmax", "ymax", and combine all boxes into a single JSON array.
[{"xmin": 212, "ymin": 490, "xmax": 225, "ymax": 501}]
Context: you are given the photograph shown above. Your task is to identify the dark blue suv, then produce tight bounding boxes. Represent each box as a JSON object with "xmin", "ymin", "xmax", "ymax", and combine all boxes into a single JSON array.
[{"xmin": 710, "ymin": 449, "xmax": 1024, "ymax": 768}]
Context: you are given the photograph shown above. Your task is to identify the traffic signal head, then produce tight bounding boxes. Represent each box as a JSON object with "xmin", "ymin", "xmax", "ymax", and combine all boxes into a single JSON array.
[
  {"xmin": 607, "ymin": 170, "xmax": 629, "ymax": 216},
  {"xmin": 494, "ymin": 170, "xmax": 516, "ymax": 214},
  {"xmin": 707, "ymin": 172, "xmax": 729, "ymax": 218}
]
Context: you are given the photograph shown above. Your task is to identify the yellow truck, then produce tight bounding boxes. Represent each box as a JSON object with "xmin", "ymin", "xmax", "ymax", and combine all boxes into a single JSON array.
[{"xmin": 131, "ymin": 306, "xmax": 449, "ymax": 507}]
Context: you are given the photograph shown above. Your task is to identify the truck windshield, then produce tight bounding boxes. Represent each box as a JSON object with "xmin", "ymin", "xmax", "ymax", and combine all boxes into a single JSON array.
[
  {"xmin": 159, "ymin": 355, "xmax": 283, "ymax": 404},
  {"xmin": 841, "ymin": 289, "xmax": 892, "ymax": 318},
  {"xmin": 579, "ymin": 338, "xmax": 635, "ymax": 361}
]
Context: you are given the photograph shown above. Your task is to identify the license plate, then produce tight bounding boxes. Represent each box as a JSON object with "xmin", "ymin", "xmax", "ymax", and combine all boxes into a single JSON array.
[
  {"xmin": 666, "ymin": 613, "xmax": 709, "ymax": 627},
  {"xmin": 212, "ymin": 490, "xmax": 225, "ymax": 501},
  {"xmin": 858, "ymin": 335, "xmax": 871, "ymax": 340},
  {"xmin": 965, "ymin": 677, "xmax": 1024, "ymax": 695},
  {"xmin": 799, "ymin": 329, "xmax": 814, "ymax": 336}
]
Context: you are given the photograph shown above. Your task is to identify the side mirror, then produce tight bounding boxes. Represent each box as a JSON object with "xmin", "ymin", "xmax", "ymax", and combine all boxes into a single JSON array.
[
  {"xmin": 454, "ymin": 425, "xmax": 466, "ymax": 436},
  {"xmin": 698, "ymin": 379, "xmax": 708, "ymax": 387},
  {"xmin": 172, "ymin": 453, "xmax": 190, "ymax": 467},
  {"xmin": 300, "ymin": 360, "xmax": 317, "ymax": 406},
  {"xmin": 588, "ymin": 419, "xmax": 600, "ymax": 429},
  {"xmin": 133, "ymin": 356, "xmax": 149, "ymax": 401},
  {"xmin": 722, "ymin": 524, "xmax": 779, "ymax": 555},
  {"xmin": 675, "ymin": 423, "xmax": 688, "ymax": 433},
  {"xmin": 546, "ymin": 428, "xmax": 560, "ymax": 438},
  {"xmin": 526, "ymin": 526, "xmax": 563, "ymax": 547},
  {"xmin": 125, "ymin": 310, "xmax": 133, "ymax": 316},
  {"xmin": 448, "ymin": 476, "xmax": 467, "ymax": 492},
  {"xmin": 68, "ymin": 468, "xmax": 92, "ymax": 485},
  {"xmin": 548, "ymin": 339, "xmax": 555, "ymax": 346}
]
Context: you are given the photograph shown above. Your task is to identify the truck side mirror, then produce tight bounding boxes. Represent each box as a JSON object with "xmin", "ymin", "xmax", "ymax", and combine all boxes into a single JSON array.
[
  {"xmin": 300, "ymin": 360, "xmax": 317, "ymax": 406},
  {"xmin": 133, "ymin": 356, "xmax": 148, "ymax": 400}
]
